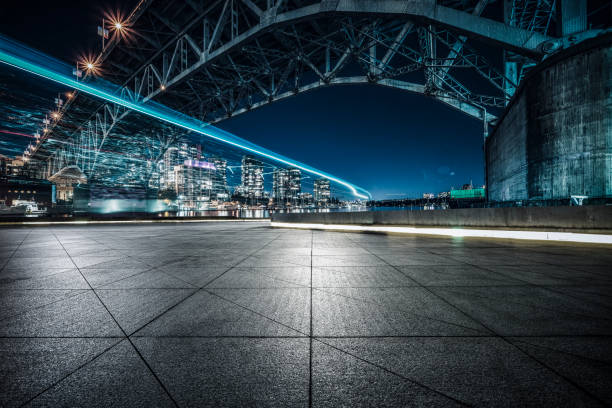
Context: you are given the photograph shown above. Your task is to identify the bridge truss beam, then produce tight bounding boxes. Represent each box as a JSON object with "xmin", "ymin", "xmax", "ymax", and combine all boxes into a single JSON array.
[{"xmin": 32, "ymin": 0, "xmax": 583, "ymax": 182}]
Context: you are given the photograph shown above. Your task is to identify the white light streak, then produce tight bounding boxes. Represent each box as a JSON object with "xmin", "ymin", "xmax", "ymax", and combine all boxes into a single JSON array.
[{"xmin": 270, "ymin": 222, "xmax": 612, "ymax": 244}]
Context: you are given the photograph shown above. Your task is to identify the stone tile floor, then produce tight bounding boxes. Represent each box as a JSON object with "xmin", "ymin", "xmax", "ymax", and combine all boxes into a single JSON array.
[{"xmin": 0, "ymin": 221, "xmax": 611, "ymax": 407}]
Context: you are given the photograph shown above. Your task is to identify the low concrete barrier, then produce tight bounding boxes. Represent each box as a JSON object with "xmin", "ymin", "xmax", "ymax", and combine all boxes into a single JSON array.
[{"xmin": 272, "ymin": 206, "xmax": 612, "ymax": 232}]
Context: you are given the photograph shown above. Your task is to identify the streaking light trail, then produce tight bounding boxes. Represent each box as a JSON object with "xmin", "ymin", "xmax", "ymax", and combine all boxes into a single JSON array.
[
  {"xmin": 0, "ymin": 129, "xmax": 36, "ymax": 138},
  {"xmin": 0, "ymin": 35, "xmax": 371, "ymax": 199},
  {"xmin": 270, "ymin": 222, "xmax": 612, "ymax": 244}
]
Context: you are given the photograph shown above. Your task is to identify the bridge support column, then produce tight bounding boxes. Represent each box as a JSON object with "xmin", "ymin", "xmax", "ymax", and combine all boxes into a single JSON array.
[{"xmin": 486, "ymin": 34, "xmax": 612, "ymax": 203}]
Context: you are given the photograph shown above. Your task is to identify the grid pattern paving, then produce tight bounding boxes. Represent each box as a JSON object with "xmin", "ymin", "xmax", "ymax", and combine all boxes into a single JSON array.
[{"xmin": 0, "ymin": 221, "xmax": 611, "ymax": 407}]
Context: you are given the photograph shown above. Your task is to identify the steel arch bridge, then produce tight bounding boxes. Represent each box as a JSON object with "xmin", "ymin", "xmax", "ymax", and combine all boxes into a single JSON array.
[{"xmin": 14, "ymin": 0, "xmax": 608, "ymax": 191}]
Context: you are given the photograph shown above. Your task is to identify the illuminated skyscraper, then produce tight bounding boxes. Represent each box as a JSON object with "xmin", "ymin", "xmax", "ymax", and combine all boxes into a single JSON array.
[
  {"xmin": 241, "ymin": 155, "xmax": 264, "ymax": 198},
  {"xmin": 273, "ymin": 169, "xmax": 289, "ymax": 202},
  {"xmin": 273, "ymin": 167, "xmax": 301, "ymax": 205},
  {"xmin": 210, "ymin": 157, "xmax": 228, "ymax": 200},
  {"xmin": 314, "ymin": 178, "xmax": 330, "ymax": 205},
  {"xmin": 162, "ymin": 147, "xmax": 180, "ymax": 190},
  {"xmin": 288, "ymin": 168, "xmax": 301, "ymax": 201}
]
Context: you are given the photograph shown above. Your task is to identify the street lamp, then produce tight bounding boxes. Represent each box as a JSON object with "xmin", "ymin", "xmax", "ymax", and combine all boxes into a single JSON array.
[
  {"xmin": 106, "ymin": 11, "xmax": 130, "ymax": 41},
  {"xmin": 79, "ymin": 56, "xmax": 99, "ymax": 76}
]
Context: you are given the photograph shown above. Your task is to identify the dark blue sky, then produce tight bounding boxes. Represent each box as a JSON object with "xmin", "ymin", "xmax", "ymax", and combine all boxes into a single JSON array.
[
  {"xmin": 1, "ymin": 0, "xmax": 486, "ymax": 199},
  {"xmin": 221, "ymin": 85, "xmax": 485, "ymax": 199}
]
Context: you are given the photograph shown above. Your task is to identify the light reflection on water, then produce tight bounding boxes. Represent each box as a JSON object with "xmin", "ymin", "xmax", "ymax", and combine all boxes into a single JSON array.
[{"xmin": 176, "ymin": 206, "xmax": 443, "ymax": 218}]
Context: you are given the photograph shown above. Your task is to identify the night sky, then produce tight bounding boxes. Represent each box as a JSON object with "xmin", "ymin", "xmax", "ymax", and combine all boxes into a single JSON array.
[{"xmin": 1, "ymin": 0, "xmax": 486, "ymax": 199}]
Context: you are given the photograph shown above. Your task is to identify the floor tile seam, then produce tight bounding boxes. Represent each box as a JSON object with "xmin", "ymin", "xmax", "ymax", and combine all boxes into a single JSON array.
[
  {"xmin": 0, "ymin": 287, "xmax": 91, "ymax": 291},
  {"xmin": 0, "ymin": 230, "xmax": 32, "ymax": 273},
  {"xmin": 564, "ymin": 264, "xmax": 612, "ymax": 278},
  {"xmin": 50, "ymin": 229, "xmax": 181, "ymax": 408},
  {"xmin": 404, "ymin": 258, "xmax": 612, "ymax": 320},
  {"xmin": 313, "ymin": 337, "xmax": 473, "ymax": 407},
  {"xmin": 0, "ymin": 289, "xmax": 90, "ymax": 324},
  {"xmin": 346, "ymin": 237, "xmax": 499, "ymax": 337},
  {"xmin": 309, "ymin": 266, "xmax": 412, "ymax": 280},
  {"xmin": 507, "ymin": 339, "xmax": 611, "ymax": 406},
  {"xmin": 530, "ymin": 288, "xmax": 612, "ymax": 313},
  {"xmin": 124, "ymin": 336, "xmax": 181, "ymax": 407},
  {"xmin": 204, "ymin": 286, "xmax": 309, "ymax": 289},
  {"xmin": 72, "ymin": 233, "xmax": 193, "ymax": 271},
  {"xmin": 117, "ymin": 287, "xmax": 201, "ymax": 338},
  {"xmin": 69, "ymin": 254, "xmax": 140, "ymax": 270},
  {"xmin": 311, "ymin": 286, "xmax": 490, "ymax": 335},
  {"xmin": 466, "ymin": 261, "xmax": 612, "ymax": 305},
  {"xmin": 508, "ymin": 247, "xmax": 612, "ymax": 262},
  {"xmin": 200, "ymin": 233, "xmax": 286, "ymax": 288},
  {"xmin": 82, "ymin": 224, "xmax": 267, "ymax": 250},
  {"xmin": 87, "ymin": 267, "xmax": 171, "ymax": 290},
  {"xmin": 94, "ymin": 286, "xmax": 198, "ymax": 290},
  {"xmin": 243, "ymin": 258, "xmax": 313, "ymax": 268},
  {"xmin": 245, "ymin": 269, "xmax": 311, "ymax": 289},
  {"xmin": 349, "ymin": 238, "xmax": 612, "ymax": 405},
  {"xmin": 128, "ymin": 335, "xmax": 309, "ymax": 339},
  {"xmin": 424, "ymin": 283, "xmax": 612, "ymax": 323},
  {"xmin": 127, "ymin": 233, "xmax": 287, "ymax": 337},
  {"xmin": 200, "ymin": 288, "xmax": 310, "ymax": 337},
  {"xmin": 16, "ymin": 337, "xmax": 124, "ymax": 407},
  {"xmin": 0, "ymin": 267, "xmax": 85, "ymax": 282},
  {"xmin": 309, "ymin": 230, "xmax": 314, "ymax": 408},
  {"xmin": 507, "ymin": 337, "xmax": 612, "ymax": 366},
  {"xmin": 150, "ymin": 265, "xmax": 202, "ymax": 289},
  {"xmin": 79, "ymin": 251, "xmax": 197, "ymax": 278}
]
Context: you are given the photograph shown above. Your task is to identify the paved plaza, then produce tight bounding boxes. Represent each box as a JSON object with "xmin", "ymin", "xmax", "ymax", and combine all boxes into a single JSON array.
[{"xmin": 0, "ymin": 221, "xmax": 611, "ymax": 407}]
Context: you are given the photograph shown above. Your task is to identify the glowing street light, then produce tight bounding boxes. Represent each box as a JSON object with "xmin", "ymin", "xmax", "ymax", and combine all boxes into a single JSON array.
[
  {"xmin": 78, "ymin": 56, "xmax": 100, "ymax": 76},
  {"xmin": 106, "ymin": 11, "xmax": 132, "ymax": 41}
]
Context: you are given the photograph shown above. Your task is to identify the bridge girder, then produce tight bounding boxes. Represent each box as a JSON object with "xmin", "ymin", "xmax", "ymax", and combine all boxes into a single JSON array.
[
  {"xmin": 115, "ymin": 0, "xmax": 544, "ymax": 125},
  {"xmin": 32, "ymin": 0, "xmax": 594, "ymax": 183}
]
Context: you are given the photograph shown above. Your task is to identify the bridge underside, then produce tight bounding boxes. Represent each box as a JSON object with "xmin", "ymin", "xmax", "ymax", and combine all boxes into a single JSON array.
[
  {"xmin": 13, "ymin": 0, "xmax": 608, "ymax": 190},
  {"xmin": 100, "ymin": 0, "xmax": 548, "ymax": 125}
]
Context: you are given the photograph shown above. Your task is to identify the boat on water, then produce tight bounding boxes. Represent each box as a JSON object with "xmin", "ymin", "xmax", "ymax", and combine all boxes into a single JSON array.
[
  {"xmin": 1, "ymin": 200, "xmax": 46, "ymax": 217},
  {"xmin": 0, "ymin": 202, "xmax": 27, "ymax": 216}
]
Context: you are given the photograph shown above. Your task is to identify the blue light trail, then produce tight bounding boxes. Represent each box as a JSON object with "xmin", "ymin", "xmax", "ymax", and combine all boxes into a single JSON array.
[{"xmin": 0, "ymin": 35, "xmax": 371, "ymax": 199}]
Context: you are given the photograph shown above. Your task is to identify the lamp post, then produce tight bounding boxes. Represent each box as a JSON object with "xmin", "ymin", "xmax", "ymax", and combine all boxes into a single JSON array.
[{"xmin": 97, "ymin": 19, "xmax": 109, "ymax": 49}]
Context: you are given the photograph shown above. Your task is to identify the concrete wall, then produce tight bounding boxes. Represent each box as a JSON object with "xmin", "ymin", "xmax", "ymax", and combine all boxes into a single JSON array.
[
  {"xmin": 272, "ymin": 206, "xmax": 612, "ymax": 231},
  {"xmin": 486, "ymin": 34, "xmax": 612, "ymax": 202}
]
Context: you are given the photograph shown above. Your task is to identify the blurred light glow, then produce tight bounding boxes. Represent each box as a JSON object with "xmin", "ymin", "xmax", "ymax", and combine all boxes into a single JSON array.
[
  {"xmin": 0, "ymin": 35, "xmax": 371, "ymax": 199},
  {"xmin": 270, "ymin": 222, "xmax": 612, "ymax": 244}
]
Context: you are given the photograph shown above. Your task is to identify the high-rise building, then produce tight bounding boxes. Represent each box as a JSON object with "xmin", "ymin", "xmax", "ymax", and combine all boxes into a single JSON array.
[
  {"xmin": 162, "ymin": 147, "xmax": 180, "ymax": 190},
  {"xmin": 288, "ymin": 168, "xmax": 301, "ymax": 201},
  {"xmin": 273, "ymin": 168, "xmax": 301, "ymax": 205},
  {"xmin": 314, "ymin": 178, "xmax": 331, "ymax": 205},
  {"xmin": 273, "ymin": 169, "xmax": 289, "ymax": 202},
  {"xmin": 210, "ymin": 157, "xmax": 228, "ymax": 200},
  {"xmin": 241, "ymin": 156, "xmax": 264, "ymax": 198}
]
